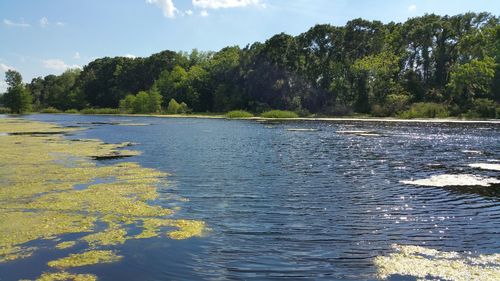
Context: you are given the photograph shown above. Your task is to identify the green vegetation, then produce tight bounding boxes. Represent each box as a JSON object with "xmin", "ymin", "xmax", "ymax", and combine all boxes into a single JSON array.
[
  {"xmin": 1, "ymin": 13, "xmax": 499, "ymax": 118},
  {"xmin": 48, "ymin": 250, "xmax": 122, "ymax": 268},
  {"xmin": 119, "ymin": 90, "xmax": 162, "ymax": 114},
  {"xmin": 64, "ymin": 109, "xmax": 79, "ymax": 114},
  {"xmin": 79, "ymin": 108, "xmax": 121, "ymax": 114},
  {"xmin": 166, "ymin": 98, "xmax": 190, "ymax": 114},
  {"xmin": 37, "ymin": 271, "xmax": 97, "ymax": 281},
  {"xmin": 2, "ymin": 70, "xmax": 32, "ymax": 114},
  {"xmin": 398, "ymin": 103, "xmax": 450, "ymax": 119},
  {"xmin": 226, "ymin": 110, "xmax": 254, "ymax": 118},
  {"xmin": 260, "ymin": 110, "xmax": 299, "ymax": 118},
  {"xmin": 40, "ymin": 107, "xmax": 62, "ymax": 113},
  {"xmin": 464, "ymin": 98, "xmax": 500, "ymax": 118}
]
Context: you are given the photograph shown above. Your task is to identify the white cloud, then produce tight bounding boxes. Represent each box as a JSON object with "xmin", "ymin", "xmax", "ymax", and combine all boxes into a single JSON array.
[
  {"xmin": 192, "ymin": 0, "xmax": 262, "ymax": 9},
  {"xmin": 408, "ymin": 4, "xmax": 417, "ymax": 12},
  {"xmin": 0, "ymin": 81, "xmax": 7, "ymax": 93},
  {"xmin": 0, "ymin": 63, "xmax": 15, "ymax": 93},
  {"xmin": 74, "ymin": 52, "xmax": 81, "ymax": 59},
  {"xmin": 55, "ymin": 22, "xmax": 66, "ymax": 26},
  {"xmin": 200, "ymin": 10, "xmax": 209, "ymax": 17},
  {"xmin": 43, "ymin": 59, "xmax": 81, "ymax": 72},
  {"xmin": 186, "ymin": 9, "xmax": 193, "ymax": 16},
  {"xmin": 0, "ymin": 63, "xmax": 14, "ymax": 72},
  {"xmin": 124, "ymin": 54, "xmax": 137, "ymax": 59},
  {"xmin": 3, "ymin": 19, "xmax": 30, "ymax": 27},
  {"xmin": 146, "ymin": 0, "xmax": 178, "ymax": 18},
  {"xmin": 40, "ymin": 17, "xmax": 49, "ymax": 28}
]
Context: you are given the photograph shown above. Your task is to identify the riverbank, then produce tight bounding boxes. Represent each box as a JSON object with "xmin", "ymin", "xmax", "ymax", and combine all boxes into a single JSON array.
[{"xmin": 12, "ymin": 112, "xmax": 500, "ymax": 124}]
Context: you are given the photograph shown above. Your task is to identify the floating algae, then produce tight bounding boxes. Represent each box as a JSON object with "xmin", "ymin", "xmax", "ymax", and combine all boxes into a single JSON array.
[
  {"xmin": 134, "ymin": 218, "xmax": 207, "ymax": 240},
  {"xmin": 286, "ymin": 128, "xmax": 320, "ymax": 132},
  {"xmin": 55, "ymin": 241, "xmax": 77, "ymax": 250},
  {"xmin": 48, "ymin": 250, "xmax": 122, "ymax": 268},
  {"xmin": 374, "ymin": 244, "xmax": 500, "ymax": 281},
  {"xmin": 116, "ymin": 123, "xmax": 150, "ymax": 126},
  {"xmin": 36, "ymin": 271, "xmax": 97, "ymax": 281},
  {"xmin": 0, "ymin": 211, "xmax": 95, "ymax": 262},
  {"xmin": 81, "ymin": 227, "xmax": 127, "ymax": 247},
  {"xmin": 0, "ymin": 118, "xmax": 206, "ymax": 279}
]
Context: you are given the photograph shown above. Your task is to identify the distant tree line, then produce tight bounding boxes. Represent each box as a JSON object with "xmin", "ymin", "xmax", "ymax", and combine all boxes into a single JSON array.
[{"xmin": 1, "ymin": 12, "xmax": 499, "ymax": 118}]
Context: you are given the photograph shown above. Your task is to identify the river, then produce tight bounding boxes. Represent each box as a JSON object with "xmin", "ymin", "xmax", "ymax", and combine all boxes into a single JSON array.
[{"xmin": 2, "ymin": 114, "xmax": 499, "ymax": 280}]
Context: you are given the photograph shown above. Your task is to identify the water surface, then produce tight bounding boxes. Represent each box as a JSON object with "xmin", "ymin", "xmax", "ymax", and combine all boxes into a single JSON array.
[{"xmin": 3, "ymin": 114, "xmax": 500, "ymax": 280}]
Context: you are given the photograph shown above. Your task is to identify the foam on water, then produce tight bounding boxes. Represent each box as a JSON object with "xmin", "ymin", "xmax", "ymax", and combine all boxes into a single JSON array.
[
  {"xmin": 401, "ymin": 174, "xmax": 500, "ymax": 187},
  {"xmin": 469, "ymin": 163, "xmax": 500, "ymax": 171}
]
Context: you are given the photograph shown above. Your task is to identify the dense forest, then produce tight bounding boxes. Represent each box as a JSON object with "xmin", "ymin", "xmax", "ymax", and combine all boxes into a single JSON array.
[{"xmin": 2, "ymin": 12, "xmax": 500, "ymax": 118}]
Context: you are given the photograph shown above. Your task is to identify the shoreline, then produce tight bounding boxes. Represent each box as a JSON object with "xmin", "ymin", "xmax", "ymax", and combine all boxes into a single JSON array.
[{"xmin": 3, "ymin": 113, "xmax": 500, "ymax": 124}]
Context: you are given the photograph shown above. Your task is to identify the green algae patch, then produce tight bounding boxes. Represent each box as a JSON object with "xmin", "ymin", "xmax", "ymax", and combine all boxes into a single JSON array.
[
  {"xmin": 36, "ymin": 271, "xmax": 97, "ymax": 281},
  {"xmin": 134, "ymin": 218, "xmax": 207, "ymax": 240},
  {"xmin": 55, "ymin": 241, "xmax": 77, "ymax": 250},
  {"xmin": 168, "ymin": 220, "xmax": 207, "ymax": 240},
  {"xmin": 48, "ymin": 250, "xmax": 122, "ymax": 268},
  {"xmin": 374, "ymin": 244, "xmax": 500, "ymax": 281},
  {"xmin": 82, "ymin": 227, "xmax": 127, "ymax": 247},
  {"xmin": 0, "ymin": 118, "xmax": 206, "ymax": 279},
  {"xmin": 0, "ymin": 118, "xmax": 82, "ymax": 135},
  {"xmin": 0, "ymin": 211, "xmax": 95, "ymax": 262},
  {"xmin": 0, "ymin": 245, "xmax": 36, "ymax": 263}
]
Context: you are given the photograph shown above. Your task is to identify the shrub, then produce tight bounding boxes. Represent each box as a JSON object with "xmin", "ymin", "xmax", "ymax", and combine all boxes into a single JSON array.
[
  {"xmin": 398, "ymin": 103, "xmax": 449, "ymax": 119},
  {"xmin": 0, "ymin": 107, "xmax": 11, "ymax": 114},
  {"xmin": 40, "ymin": 107, "xmax": 62, "ymax": 113},
  {"xmin": 166, "ymin": 99, "xmax": 181, "ymax": 114},
  {"xmin": 64, "ymin": 109, "xmax": 79, "ymax": 114},
  {"xmin": 260, "ymin": 110, "xmax": 299, "ymax": 118},
  {"xmin": 226, "ymin": 110, "xmax": 254, "ymax": 118},
  {"xmin": 179, "ymin": 102, "xmax": 191, "ymax": 114},
  {"xmin": 371, "ymin": 94, "xmax": 410, "ymax": 117},
  {"xmin": 80, "ymin": 108, "xmax": 121, "ymax": 114},
  {"xmin": 465, "ymin": 98, "xmax": 498, "ymax": 119},
  {"xmin": 166, "ymin": 99, "xmax": 191, "ymax": 114},
  {"xmin": 119, "ymin": 94, "xmax": 136, "ymax": 113}
]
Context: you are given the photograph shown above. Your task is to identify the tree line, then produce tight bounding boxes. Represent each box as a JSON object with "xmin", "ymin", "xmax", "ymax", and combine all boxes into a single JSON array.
[{"xmin": 2, "ymin": 12, "xmax": 499, "ymax": 118}]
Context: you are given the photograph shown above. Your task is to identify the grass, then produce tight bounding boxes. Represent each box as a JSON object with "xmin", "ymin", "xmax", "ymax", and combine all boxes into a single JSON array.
[
  {"xmin": 64, "ymin": 109, "xmax": 79, "ymax": 114},
  {"xmin": 226, "ymin": 110, "xmax": 254, "ymax": 118},
  {"xmin": 260, "ymin": 110, "xmax": 299, "ymax": 118}
]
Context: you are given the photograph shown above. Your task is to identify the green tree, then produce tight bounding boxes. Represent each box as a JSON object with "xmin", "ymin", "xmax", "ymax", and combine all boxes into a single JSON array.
[
  {"xmin": 353, "ymin": 51, "xmax": 402, "ymax": 107},
  {"xmin": 147, "ymin": 88, "xmax": 162, "ymax": 113},
  {"xmin": 447, "ymin": 57, "xmax": 496, "ymax": 108},
  {"xmin": 153, "ymin": 66, "xmax": 188, "ymax": 107},
  {"xmin": 119, "ymin": 94, "xmax": 136, "ymax": 113},
  {"xmin": 3, "ymin": 70, "xmax": 32, "ymax": 114},
  {"xmin": 166, "ymin": 98, "xmax": 181, "ymax": 114},
  {"xmin": 133, "ymin": 91, "xmax": 149, "ymax": 113}
]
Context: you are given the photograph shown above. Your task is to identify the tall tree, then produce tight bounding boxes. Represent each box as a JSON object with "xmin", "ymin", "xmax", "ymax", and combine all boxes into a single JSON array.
[{"xmin": 3, "ymin": 70, "xmax": 32, "ymax": 114}]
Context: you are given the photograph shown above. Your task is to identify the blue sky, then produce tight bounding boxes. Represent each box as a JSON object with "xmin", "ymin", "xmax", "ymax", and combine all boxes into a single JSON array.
[{"xmin": 1, "ymin": 0, "xmax": 499, "ymax": 92}]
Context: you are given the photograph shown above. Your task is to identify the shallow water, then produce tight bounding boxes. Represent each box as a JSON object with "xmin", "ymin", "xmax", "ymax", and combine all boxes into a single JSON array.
[{"xmin": 2, "ymin": 114, "xmax": 500, "ymax": 280}]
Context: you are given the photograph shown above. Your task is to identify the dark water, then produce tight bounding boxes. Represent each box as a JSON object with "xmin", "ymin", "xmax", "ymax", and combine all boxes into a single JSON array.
[{"xmin": 3, "ymin": 114, "xmax": 500, "ymax": 280}]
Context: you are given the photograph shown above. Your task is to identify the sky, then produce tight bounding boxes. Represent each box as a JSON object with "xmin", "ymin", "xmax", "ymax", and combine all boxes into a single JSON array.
[{"xmin": 0, "ymin": 0, "xmax": 499, "ymax": 92}]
